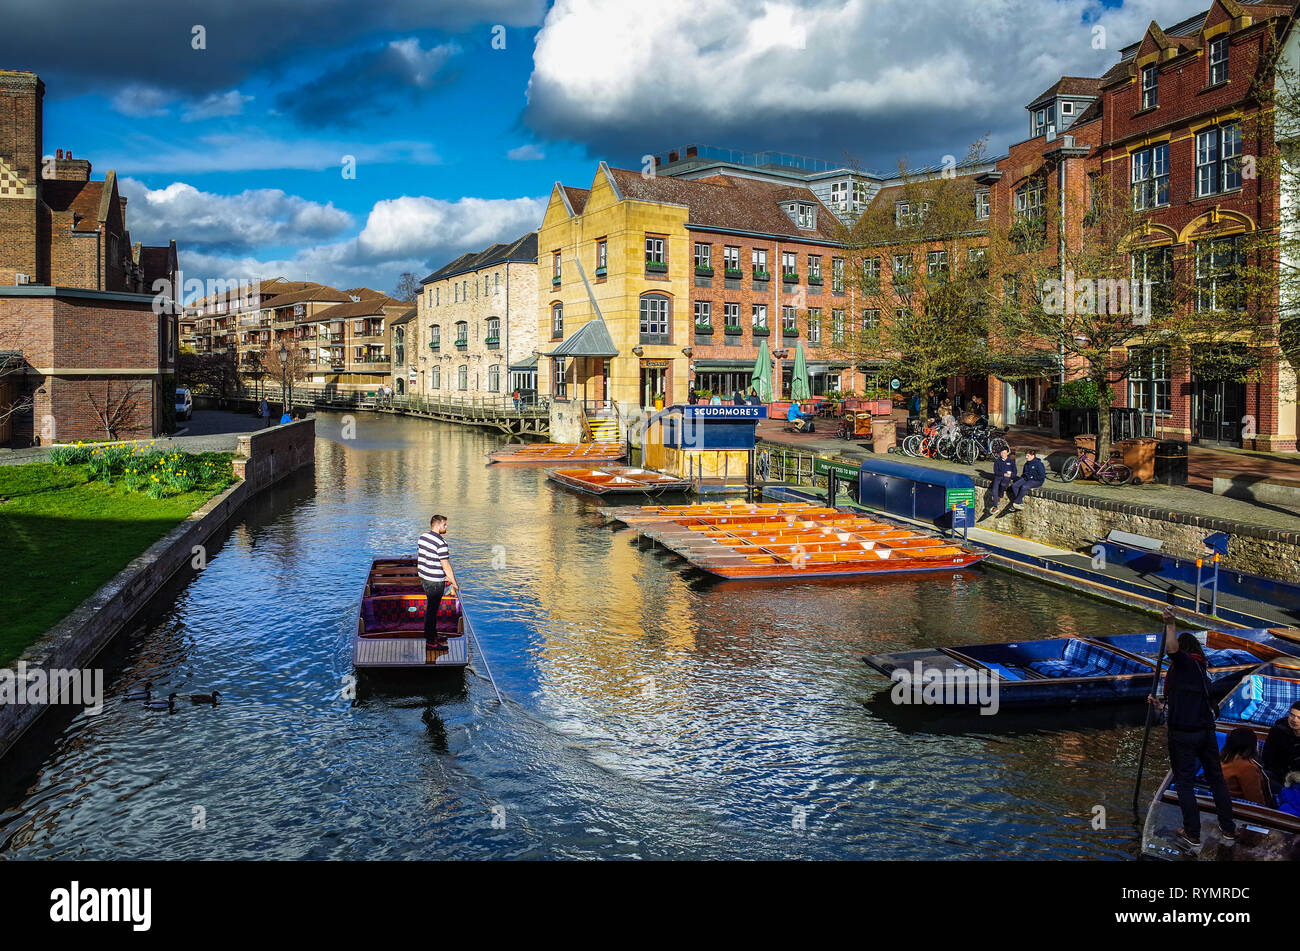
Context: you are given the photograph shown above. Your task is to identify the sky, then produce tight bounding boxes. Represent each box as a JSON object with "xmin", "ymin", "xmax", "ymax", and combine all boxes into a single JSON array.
[{"xmin": 0, "ymin": 0, "xmax": 1205, "ymax": 298}]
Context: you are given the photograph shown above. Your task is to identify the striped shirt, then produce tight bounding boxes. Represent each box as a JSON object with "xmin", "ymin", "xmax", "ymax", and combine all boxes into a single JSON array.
[{"xmin": 417, "ymin": 531, "xmax": 451, "ymax": 582}]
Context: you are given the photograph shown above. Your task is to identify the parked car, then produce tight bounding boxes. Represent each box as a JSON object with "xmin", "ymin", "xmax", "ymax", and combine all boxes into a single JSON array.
[{"xmin": 175, "ymin": 386, "xmax": 193, "ymax": 421}]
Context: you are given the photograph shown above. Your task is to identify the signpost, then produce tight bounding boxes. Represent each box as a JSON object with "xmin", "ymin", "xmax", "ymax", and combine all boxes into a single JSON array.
[{"xmin": 813, "ymin": 457, "xmax": 860, "ymax": 505}]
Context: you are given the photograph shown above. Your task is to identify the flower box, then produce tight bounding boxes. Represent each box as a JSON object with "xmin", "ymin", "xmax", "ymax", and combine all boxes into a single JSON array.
[
  {"xmin": 752, "ymin": 326, "xmax": 770, "ymax": 336},
  {"xmin": 485, "ymin": 336, "xmax": 500, "ymax": 347},
  {"xmin": 807, "ymin": 275, "xmax": 824, "ymax": 285},
  {"xmin": 595, "ymin": 265, "xmax": 607, "ymax": 277},
  {"xmin": 694, "ymin": 323, "xmax": 714, "ymax": 334},
  {"xmin": 455, "ymin": 340, "xmax": 468, "ymax": 348},
  {"xmin": 723, "ymin": 324, "xmax": 744, "ymax": 335},
  {"xmin": 782, "ymin": 328, "xmax": 799, "ymax": 338},
  {"xmin": 645, "ymin": 261, "xmax": 668, "ymax": 273},
  {"xmin": 752, "ymin": 270, "xmax": 770, "ymax": 281},
  {"xmin": 724, "ymin": 268, "xmax": 744, "ymax": 279},
  {"xmin": 551, "ymin": 276, "xmax": 561, "ymax": 286},
  {"xmin": 782, "ymin": 273, "xmax": 799, "ymax": 284},
  {"xmin": 429, "ymin": 342, "xmax": 440, "ymax": 350},
  {"xmin": 694, "ymin": 266, "xmax": 714, "ymax": 276}
]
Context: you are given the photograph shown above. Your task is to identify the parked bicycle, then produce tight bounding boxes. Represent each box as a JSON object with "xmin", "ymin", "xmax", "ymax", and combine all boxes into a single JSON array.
[
  {"xmin": 955, "ymin": 425, "xmax": 1010, "ymax": 466},
  {"xmin": 1060, "ymin": 445, "xmax": 1133, "ymax": 486}
]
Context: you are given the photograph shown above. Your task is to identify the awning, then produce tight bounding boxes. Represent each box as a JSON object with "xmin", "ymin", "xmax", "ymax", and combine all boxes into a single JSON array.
[
  {"xmin": 508, "ymin": 354, "xmax": 539, "ymax": 370},
  {"xmin": 543, "ymin": 319, "xmax": 619, "ymax": 358},
  {"xmin": 693, "ymin": 360, "xmax": 755, "ymax": 371}
]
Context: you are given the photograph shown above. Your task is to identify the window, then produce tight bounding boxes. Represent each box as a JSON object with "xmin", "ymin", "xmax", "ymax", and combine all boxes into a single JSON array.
[
  {"xmin": 860, "ymin": 256, "xmax": 879, "ymax": 290},
  {"xmin": 488, "ymin": 364, "xmax": 500, "ymax": 393},
  {"xmin": 1060, "ymin": 101, "xmax": 1074, "ymax": 117},
  {"xmin": 830, "ymin": 180, "xmax": 849, "ymax": 208},
  {"xmin": 435, "ymin": 287, "xmax": 440, "ymax": 306},
  {"xmin": 1129, "ymin": 347, "xmax": 1170, "ymax": 414},
  {"xmin": 486, "ymin": 316, "xmax": 500, "ymax": 343},
  {"xmin": 724, "ymin": 302, "xmax": 740, "ymax": 327},
  {"xmin": 808, "ymin": 308, "xmax": 822, "ymax": 344},
  {"xmin": 431, "ymin": 366, "xmax": 440, "ymax": 389},
  {"xmin": 1032, "ymin": 104, "xmax": 1055, "ymax": 136},
  {"xmin": 975, "ymin": 189, "xmax": 990, "ymax": 221},
  {"xmin": 796, "ymin": 203, "xmax": 815, "ymax": 228},
  {"xmin": 752, "ymin": 248, "xmax": 769, "ymax": 278},
  {"xmin": 552, "ymin": 357, "xmax": 567, "ymax": 399},
  {"xmin": 853, "ymin": 182, "xmax": 869, "ymax": 208},
  {"xmin": 1131, "ymin": 247, "xmax": 1173, "ymax": 318},
  {"xmin": 1196, "ymin": 235, "xmax": 1245, "ymax": 312},
  {"xmin": 458, "ymin": 365, "xmax": 468, "ymax": 391},
  {"xmin": 723, "ymin": 245, "xmax": 740, "ymax": 273},
  {"xmin": 892, "ymin": 254, "xmax": 914, "ymax": 282},
  {"xmin": 694, "ymin": 242, "xmax": 711, "ymax": 269},
  {"xmin": 832, "ymin": 257, "xmax": 845, "ymax": 294},
  {"xmin": 454, "ymin": 283, "xmax": 459, "ymax": 303},
  {"xmin": 1131, "ymin": 144, "xmax": 1170, "ymax": 209},
  {"xmin": 1209, "ymin": 36, "xmax": 1229, "ymax": 86},
  {"xmin": 694, "ymin": 300, "xmax": 712, "ymax": 327},
  {"xmin": 430, "ymin": 324, "xmax": 441, "ymax": 348},
  {"xmin": 1015, "ymin": 181, "xmax": 1045, "ymax": 220},
  {"xmin": 831, "ymin": 309, "xmax": 846, "ymax": 346},
  {"xmin": 551, "ymin": 302, "xmax": 563, "ymax": 338},
  {"xmin": 1196, "ymin": 123, "xmax": 1242, "ymax": 196},
  {"xmin": 782, "ymin": 305, "xmax": 798, "ymax": 333},
  {"xmin": 596, "ymin": 239, "xmax": 607, "ymax": 272},
  {"xmin": 645, "ymin": 235, "xmax": 666, "ymax": 271},
  {"xmin": 927, "ymin": 250, "xmax": 948, "ymax": 280},
  {"xmin": 394, "ymin": 326, "xmax": 405, "ymax": 365},
  {"xmin": 782, "ymin": 251, "xmax": 797, "ymax": 279},
  {"xmin": 640, "ymin": 294, "xmax": 670, "ymax": 343},
  {"xmin": 895, "ymin": 201, "xmax": 913, "ymax": 227},
  {"xmin": 861, "ymin": 309, "xmax": 879, "ymax": 333},
  {"xmin": 454, "ymin": 320, "xmax": 468, "ymax": 345},
  {"xmin": 808, "ymin": 255, "xmax": 823, "ymax": 280},
  {"xmin": 1141, "ymin": 65, "xmax": 1158, "ymax": 110},
  {"xmin": 751, "ymin": 304, "xmax": 768, "ymax": 329},
  {"xmin": 552, "ymin": 251, "xmax": 562, "ymax": 283}
]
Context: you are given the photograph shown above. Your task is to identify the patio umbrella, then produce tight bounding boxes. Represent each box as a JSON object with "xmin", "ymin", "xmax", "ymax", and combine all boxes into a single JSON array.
[
  {"xmin": 750, "ymin": 338, "xmax": 773, "ymax": 403},
  {"xmin": 790, "ymin": 342, "xmax": 811, "ymax": 401}
]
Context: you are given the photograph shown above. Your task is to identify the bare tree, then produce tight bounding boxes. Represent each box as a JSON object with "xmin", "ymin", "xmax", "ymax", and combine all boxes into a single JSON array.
[
  {"xmin": 0, "ymin": 348, "xmax": 32, "ymax": 434},
  {"xmin": 81, "ymin": 380, "xmax": 147, "ymax": 441},
  {"xmin": 391, "ymin": 272, "xmax": 421, "ymax": 303}
]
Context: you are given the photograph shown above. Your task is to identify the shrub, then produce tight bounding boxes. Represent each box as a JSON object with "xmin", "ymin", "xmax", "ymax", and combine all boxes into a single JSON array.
[{"xmin": 1053, "ymin": 378, "xmax": 1103, "ymax": 410}]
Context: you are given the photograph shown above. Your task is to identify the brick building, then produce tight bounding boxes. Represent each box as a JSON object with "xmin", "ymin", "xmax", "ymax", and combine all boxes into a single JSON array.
[{"xmin": 0, "ymin": 69, "xmax": 181, "ymax": 446}]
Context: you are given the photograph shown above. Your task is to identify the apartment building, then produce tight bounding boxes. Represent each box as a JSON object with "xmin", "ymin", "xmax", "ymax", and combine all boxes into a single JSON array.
[
  {"xmin": 298, "ymin": 293, "xmax": 407, "ymax": 393},
  {"xmin": 413, "ymin": 232, "xmax": 538, "ymax": 401}
]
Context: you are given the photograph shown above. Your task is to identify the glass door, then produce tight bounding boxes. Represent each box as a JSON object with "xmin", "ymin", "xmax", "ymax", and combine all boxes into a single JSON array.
[{"xmin": 1193, "ymin": 379, "xmax": 1246, "ymax": 446}]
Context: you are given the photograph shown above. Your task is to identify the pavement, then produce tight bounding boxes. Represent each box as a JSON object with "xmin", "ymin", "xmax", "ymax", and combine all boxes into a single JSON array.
[
  {"xmin": 756, "ymin": 414, "xmax": 1300, "ymax": 535},
  {"xmin": 0, "ymin": 408, "xmax": 265, "ymax": 465}
]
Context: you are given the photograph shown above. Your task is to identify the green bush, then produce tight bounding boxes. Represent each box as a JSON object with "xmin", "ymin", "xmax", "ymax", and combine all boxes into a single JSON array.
[{"xmin": 1053, "ymin": 378, "xmax": 1103, "ymax": 410}]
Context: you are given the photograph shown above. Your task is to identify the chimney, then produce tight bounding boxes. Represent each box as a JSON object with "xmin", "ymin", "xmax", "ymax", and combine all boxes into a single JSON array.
[
  {"xmin": 669, "ymin": 151, "xmax": 679, "ymax": 163},
  {"xmin": 119, "ymin": 195, "xmax": 128, "ymax": 221},
  {"xmin": 53, "ymin": 150, "xmax": 91, "ymax": 182}
]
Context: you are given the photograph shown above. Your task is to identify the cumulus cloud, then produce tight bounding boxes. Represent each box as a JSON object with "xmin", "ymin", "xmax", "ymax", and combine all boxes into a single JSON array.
[
  {"xmin": 507, "ymin": 144, "xmax": 545, "ymax": 161},
  {"xmin": 96, "ymin": 133, "xmax": 439, "ymax": 174},
  {"xmin": 276, "ymin": 38, "xmax": 462, "ymax": 126},
  {"xmin": 182, "ymin": 90, "xmax": 254, "ymax": 122},
  {"xmin": 119, "ymin": 177, "xmax": 354, "ymax": 254},
  {"xmin": 110, "ymin": 84, "xmax": 174, "ymax": 118},
  {"xmin": 524, "ymin": 0, "xmax": 1199, "ymax": 168}
]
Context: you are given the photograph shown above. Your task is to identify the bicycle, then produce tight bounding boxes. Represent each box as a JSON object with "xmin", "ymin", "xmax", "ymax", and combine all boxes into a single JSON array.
[
  {"xmin": 956, "ymin": 425, "xmax": 1010, "ymax": 466},
  {"xmin": 1059, "ymin": 445, "xmax": 1132, "ymax": 486}
]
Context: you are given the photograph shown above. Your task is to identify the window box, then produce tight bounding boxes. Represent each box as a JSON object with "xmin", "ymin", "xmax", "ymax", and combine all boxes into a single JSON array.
[
  {"xmin": 429, "ymin": 342, "xmax": 440, "ymax": 351},
  {"xmin": 455, "ymin": 339, "xmax": 468, "ymax": 349},
  {"xmin": 646, "ymin": 261, "xmax": 668, "ymax": 274},
  {"xmin": 752, "ymin": 326, "xmax": 770, "ymax": 336},
  {"xmin": 724, "ymin": 267, "xmax": 744, "ymax": 279},
  {"xmin": 723, "ymin": 324, "xmax": 744, "ymax": 336},
  {"xmin": 752, "ymin": 269, "xmax": 770, "ymax": 281},
  {"xmin": 782, "ymin": 272, "xmax": 799, "ymax": 284},
  {"xmin": 551, "ymin": 276, "xmax": 561, "ymax": 287},
  {"xmin": 595, "ymin": 265, "xmax": 607, "ymax": 278},
  {"xmin": 782, "ymin": 328, "xmax": 799, "ymax": 338},
  {"xmin": 807, "ymin": 275, "xmax": 823, "ymax": 286},
  {"xmin": 694, "ymin": 322, "xmax": 714, "ymax": 334},
  {"xmin": 694, "ymin": 265, "xmax": 714, "ymax": 277},
  {"xmin": 485, "ymin": 336, "xmax": 500, "ymax": 347}
]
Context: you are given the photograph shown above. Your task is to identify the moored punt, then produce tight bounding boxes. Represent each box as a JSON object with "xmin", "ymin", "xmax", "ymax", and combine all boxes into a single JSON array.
[
  {"xmin": 863, "ymin": 628, "xmax": 1300, "ymax": 709},
  {"xmin": 547, "ymin": 466, "xmax": 694, "ymax": 496},
  {"xmin": 602, "ymin": 500, "xmax": 985, "ymax": 579},
  {"xmin": 353, "ymin": 557, "xmax": 470, "ymax": 670},
  {"xmin": 487, "ymin": 442, "xmax": 625, "ymax": 465},
  {"xmin": 1142, "ymin": 661, "xmax": 1300, "ymax": 861}
]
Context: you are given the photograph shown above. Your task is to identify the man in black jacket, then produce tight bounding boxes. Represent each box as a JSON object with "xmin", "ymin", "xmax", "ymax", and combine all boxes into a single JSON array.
[
  {"xmin": 1148, "ymin": 613, "xmax": 1237, "ymax": 851},
  {"xmin": 1010, "ymin": 449, "xmax": 1046, "ymax": 510},
  {"xmin": 989, "ymin": 446, "xmax": 1016, "ymax": 511},
  {"xmin": 1262, "ymin": 701, "xmax": 1300, "ymax": 788}
]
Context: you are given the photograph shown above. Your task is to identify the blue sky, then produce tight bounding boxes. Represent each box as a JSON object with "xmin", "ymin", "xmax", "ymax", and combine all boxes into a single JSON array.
[{"xmin": 2, "ymin": 0, "xmax": 1197, "ymax": 296}]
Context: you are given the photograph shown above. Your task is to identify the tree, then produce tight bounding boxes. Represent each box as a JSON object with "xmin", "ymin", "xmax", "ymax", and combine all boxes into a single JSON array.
[
  {"xmin": 81, "ymin": 380, "xmax": 146, "ymax": 440},
  {"xmin": 833, "ymin": 140, "xmax": 994, "ymax": 399},
  {"xmin": 392, "ymin": 272, "xmax": 421, "ymax": 303},
  {"xmin": 0, "ymin": 347, "xmax": 32, "ymax": 437},
  {"xmin": 259, "ymin": 338, "xmax": 314, "ymax": 414},
  {"xmin": 178, "ymin": 348, "xmax": 240, "ymax": 399}
]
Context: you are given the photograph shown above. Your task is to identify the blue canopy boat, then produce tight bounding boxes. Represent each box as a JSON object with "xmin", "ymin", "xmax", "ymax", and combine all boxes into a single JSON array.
[
  {"xmin": 862, "ymin": 627, "xmax": 1300, "ymax": 709},
  {"xmin": 1142, "ymin": 660, "xmax": 1300, "ymax": 861}
]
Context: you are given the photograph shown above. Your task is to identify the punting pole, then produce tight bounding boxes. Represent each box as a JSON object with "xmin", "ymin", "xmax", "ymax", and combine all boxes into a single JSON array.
[
  {"xmin": 463, "ymin": 589, "xmax": 504, "ymax": 704},
  {"xmin": 1132, "ymin": 599, "xmax": 1174, "ymax": 814}
]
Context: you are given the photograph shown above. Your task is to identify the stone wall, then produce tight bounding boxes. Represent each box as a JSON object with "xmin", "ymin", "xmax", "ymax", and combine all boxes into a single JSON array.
[{"xmin": 233, "ymin": 417, "xmax": 315, "ymax": 492}]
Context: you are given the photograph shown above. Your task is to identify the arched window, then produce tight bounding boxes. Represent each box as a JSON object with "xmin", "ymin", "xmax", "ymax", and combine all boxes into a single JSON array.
[
  {"xmin": 488, "ymin": 364, "xmax": 500, "ymax": 392},
  {"xmin": 551, "ymin": 302, "xmax": 563, "ymax": 338},
  {"xmin": 640, "ymin": 293, "xmax": 671, "ymax": 345}
]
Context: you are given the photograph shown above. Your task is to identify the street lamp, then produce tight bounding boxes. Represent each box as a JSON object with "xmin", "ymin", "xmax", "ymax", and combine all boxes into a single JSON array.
[{"xmin": 278, "ymin": 342, "xmax": 289, "ymax": 417}]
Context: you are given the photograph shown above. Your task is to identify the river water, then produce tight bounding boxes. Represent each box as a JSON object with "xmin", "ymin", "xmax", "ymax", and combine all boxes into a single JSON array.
[{"xmin": 0, "ymin": 412, "xmax": 1162, "ymax": 860}]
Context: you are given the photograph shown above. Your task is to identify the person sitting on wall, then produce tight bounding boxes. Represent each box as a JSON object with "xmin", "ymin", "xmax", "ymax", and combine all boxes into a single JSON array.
[
  {"xmin": 732, "ymin": 389, "xmax": 746, "ymax": 405},
  {"xmin": 985, "ymin": 446, "xmax": 1016, "ymax": 518},
  {"xmin": 1009, "ymin": 448, "xmax": 1045, "ymax": 510}
]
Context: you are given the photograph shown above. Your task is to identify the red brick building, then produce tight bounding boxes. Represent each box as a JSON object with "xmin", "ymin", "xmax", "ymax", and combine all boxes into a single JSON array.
[{"xmin": 0, "ymin": 69, "xmax": 181, "ymax": 445}]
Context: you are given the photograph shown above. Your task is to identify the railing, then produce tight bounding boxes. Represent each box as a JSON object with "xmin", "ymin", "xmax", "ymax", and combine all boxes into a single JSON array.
[{"xmin": 262, "ymin": 385, "xmax": 550, "ymax": 417}]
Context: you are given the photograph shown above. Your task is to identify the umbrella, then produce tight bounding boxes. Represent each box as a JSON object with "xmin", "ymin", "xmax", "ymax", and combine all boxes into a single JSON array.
[
  {"xmin": 790, "ymin": 342, "xmax": 810, "ymax": 401},
  {"xmin": 750, "ymin": 338, "xmax": 773, "ymax": 403}
]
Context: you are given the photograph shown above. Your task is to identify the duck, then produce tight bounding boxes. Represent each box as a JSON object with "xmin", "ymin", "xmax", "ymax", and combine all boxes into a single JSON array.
[
  {"xmin": 188, "ymin": 690, "xmax": 221, "ymax": 705},
  {"xmin": 124, "ymin": 682, "xmax": 152, "ymax": 701},
  {"xmin": 143, "ymin": 693, "xmax": 177, "ymax": 712}
]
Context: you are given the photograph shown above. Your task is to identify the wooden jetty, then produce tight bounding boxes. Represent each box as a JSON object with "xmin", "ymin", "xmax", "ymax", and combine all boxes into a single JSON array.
[
  {"xmin": 600, "ymin": 500, "xmax": 986, "ymax": 579},
  {"xmin": 487, "ymin": 442, "xmax": 625, "ymax": 465}
]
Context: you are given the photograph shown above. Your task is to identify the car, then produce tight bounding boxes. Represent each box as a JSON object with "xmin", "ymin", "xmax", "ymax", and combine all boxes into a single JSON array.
[{"xmin": 175, "ymin": 386, "xmax": 193, "ymax": 422}]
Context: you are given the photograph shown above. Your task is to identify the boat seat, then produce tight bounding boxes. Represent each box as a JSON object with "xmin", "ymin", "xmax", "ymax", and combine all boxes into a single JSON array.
[
  {"xmin": 1029, "ymin": 638, "xmax": 1149, "ymax": 679},
  {"xmin": 1204, "ymin": 647, "xmax": 1263, "ymax": 669},
  {"xmin": 362, "ymin": 595, "xmax": 462, "ymax": 634},
  {"xmin": 1219, "ymin": 674, "xmax": 1300, "ymax": 725}
]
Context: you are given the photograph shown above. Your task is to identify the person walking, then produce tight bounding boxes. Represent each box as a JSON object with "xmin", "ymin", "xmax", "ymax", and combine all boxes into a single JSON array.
[
  {"xmin": 417, "ymin": 514, "xmax": 459, "ymax": 647},
  {"xmin": 259, "ymin": 397, "xmax": 271, "ymax": 428},
  {"xmin": 987, "ymin": 446, "xmax": 1016, "ymax": 516},
  {"xmin": 512, "ymin": 389, "xmax": 521, "ymax": 412},
  {"xmin": 1148, "ymin": 614, "xmax": 1238, "ymax": 852},
  {"xmin": 1009, "ymin": 448, "xmax": 1045, "ymax": 510}
]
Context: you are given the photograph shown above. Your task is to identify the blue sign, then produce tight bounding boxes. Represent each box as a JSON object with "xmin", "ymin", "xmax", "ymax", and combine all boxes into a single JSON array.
[
  {"xmin": 1202, "ymin": 531, "xmax": 1229, "ymax": 555},
  {"xmin": 951, "ymin": 505, "xmax": 973, "ymax": 528},
  {"xmin": 681, "ymin": 406, "xmax": 768, "ymax": 419}
]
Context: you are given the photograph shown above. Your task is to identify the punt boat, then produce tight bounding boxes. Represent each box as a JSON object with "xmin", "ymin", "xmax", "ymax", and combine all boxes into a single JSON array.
[
  {"xmin": 547, "ymin": 466, "xmax": 693, "ymax": 496},
  {"xmin": 1141, "ymin": 660, "xmax": 1300, "ymax": 861},
  {"xmin": 487, "ymin": 442, "xmax": 625, "ymax": 465},
  {"xmin": 353, "ymin": 557, "xmax": 470, "ymax": 670},
  {"xmin": 862, "ymin": 627, "xmax": 1300, "ymax": 709}
]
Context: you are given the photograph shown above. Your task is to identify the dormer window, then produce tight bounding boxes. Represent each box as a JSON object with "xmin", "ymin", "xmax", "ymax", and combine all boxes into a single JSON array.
[
  {"xmin": 1141, "ymin": 65, "xmax": 1158, "ymax": 110},
  {"xmin": 1031, "ymin": 104, "xmax": 1055, "ymax": 137},
  {"xmin": 1209, "ymin": 36, "xmax": 1229, "ymax": 86},
  {"xmin": 895, "ymin": 200, "xmax": 930, "ymax": 228},
  {"xmin": 785, "ymin": 202, "xmax": 816, "ymax": 229}
]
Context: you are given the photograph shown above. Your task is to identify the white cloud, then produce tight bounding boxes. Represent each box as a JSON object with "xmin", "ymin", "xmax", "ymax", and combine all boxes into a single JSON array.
[
  {"xmin": 386, "ymin": 37, "xmax": 461, "ymax": 88},
  {"xmin": 110, "ymin": 84, "xmax": 174, "ymax": 118},
  {"xmin": 525, "ymin": 0, "xmax": 1198, "ymax": 162},
  {"xmin": 96, "ymin": 133, "xmax": 440, "ymax": 174},
  {"xmin": 182, "ymin": 90, "xmax": 254, "ymax": 122},
  {"xmin": 119, "ymin": 177, "xmax": 354, "ymax": 253},
  {"xmin": 507, "ymin": 144, "xmax": 546, "ymax": 161}
]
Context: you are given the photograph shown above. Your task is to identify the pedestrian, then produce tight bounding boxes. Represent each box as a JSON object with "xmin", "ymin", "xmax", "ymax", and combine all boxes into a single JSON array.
[
  {"xmin": 970, "ymin": 394, "xmax": 988, "ymax": 425},
  {"xmin": 732, "ymin": 388, "xmax": 746, "ymax": 405},
  {"xmin": 259, "ymin": 397, "xmax": 271, "ymax": 428},
  {"xmin": 512, "ymin": 389, "xmax": 521, "ymax": 412},
  {"xmin": 926, "ymin": 388, "xmax": 939, "ymax": 418},
  {"xmin": 1262, "ymin": 700, "xmax": 1300, "ymax": 788},
  {"xmin": 747, "ymin": 387, "xmax": 762, "ymax": 406},
  {"xmin": 1147, "ymin": 614, "xmax": 1238, "ymax": 852},
  {"xmin": 987, "ymin": 445, "xmax": 1016, "ymax": 515},
  {"xmin": 709, "ymin": 392, "xmax": 723, "ymax": 406},
  {"xmin": 1010, "ymin": 448, "xmax": 1045, "ymax": 509},
  {"xmin": 417, "ymin": 514, "xmax": 459, "ymax": 649}
]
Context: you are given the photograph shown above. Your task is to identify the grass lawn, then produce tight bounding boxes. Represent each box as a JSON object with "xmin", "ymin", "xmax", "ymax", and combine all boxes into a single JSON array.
[{"xmin": 0, "ymin": 459, "xmax": 234, "ymax": 666}]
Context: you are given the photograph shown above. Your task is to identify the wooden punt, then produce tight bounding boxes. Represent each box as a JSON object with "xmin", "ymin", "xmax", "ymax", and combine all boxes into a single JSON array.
[
  {"xmin": 548, "ymin": 466, "xmax": 693, "ymax": 496},
  {"xmin": 487, "ymin": 442, "xmax": 625, "ymax": 465},
  {"xmin": 1142, "ymin": 661, "xmax": 1300, "ymax": 861},
  {"xmin": 353, "ymin": 557, "xmax": 470, "ymax": 670},
  {"xmin": 864, "ymin": 629, "xmax": 1300, "ymax": 709}
]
